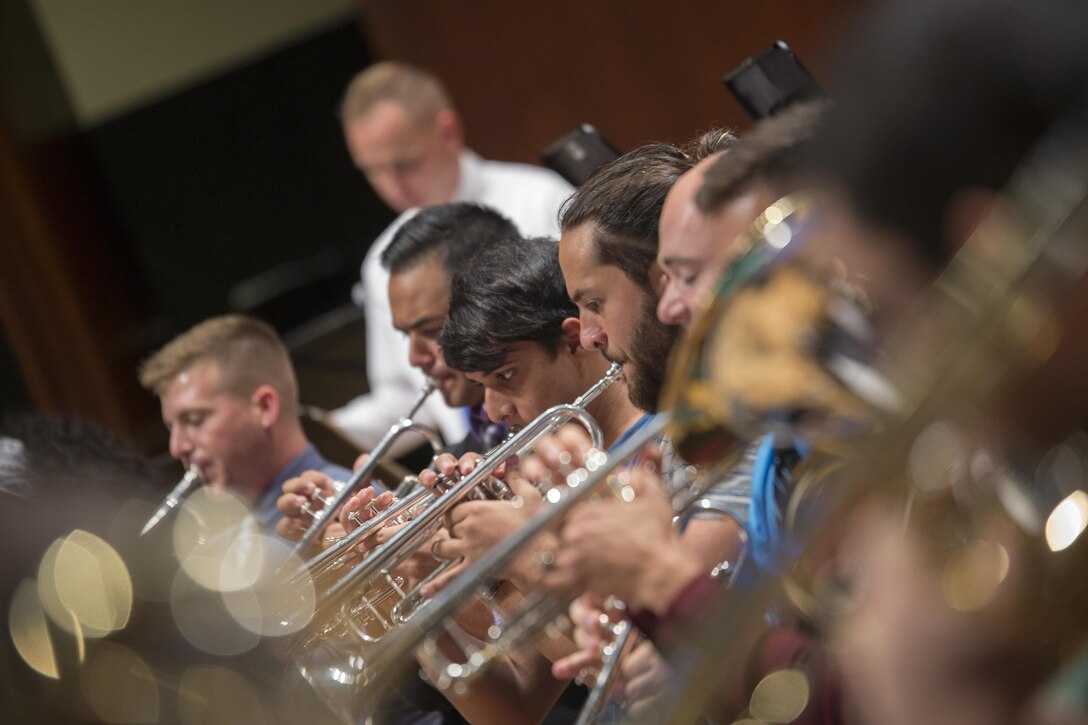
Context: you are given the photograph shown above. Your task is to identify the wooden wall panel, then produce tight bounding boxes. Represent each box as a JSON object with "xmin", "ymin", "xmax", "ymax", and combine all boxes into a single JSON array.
[{"xmin": 358, "ymin": 0, "xmax": 867, "ymax": 162}]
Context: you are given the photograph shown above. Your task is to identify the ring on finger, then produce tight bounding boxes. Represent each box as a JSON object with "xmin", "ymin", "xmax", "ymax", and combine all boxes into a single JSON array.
[{"xmin": 430, "ymin": 538, "xmax": 449, "ymax": 562}]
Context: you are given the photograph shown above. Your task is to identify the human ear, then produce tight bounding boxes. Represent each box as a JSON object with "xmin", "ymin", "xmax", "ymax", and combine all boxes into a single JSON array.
[
  {"xmin": 560, "ymin": 317, "xmax": 582, "ymax": 354},
  {"xmin": 251, "ymin": 385, "xmax": 280, "ymax": 428},
  {"xmin": 434, "ymin": 108, "xmax": 464, "ymax": 145}
]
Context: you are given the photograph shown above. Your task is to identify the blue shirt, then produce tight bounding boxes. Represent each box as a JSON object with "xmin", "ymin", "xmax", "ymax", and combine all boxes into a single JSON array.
[
  {"xmin": 252, "ymin": 444, "xmax": 353, "ymax": 535},
  {"xmin": 609, "ymin": 412, "xmax": 659, "ymax": 453}
]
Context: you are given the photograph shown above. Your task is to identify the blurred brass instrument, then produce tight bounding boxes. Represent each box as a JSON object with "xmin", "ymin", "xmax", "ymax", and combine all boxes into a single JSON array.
[{"xmin": 653, "ymin": 109, "xmax": 1088, "ymax": 724}]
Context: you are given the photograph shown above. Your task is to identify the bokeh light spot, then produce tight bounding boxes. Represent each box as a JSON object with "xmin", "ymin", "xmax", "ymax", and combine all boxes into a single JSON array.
[
  {"xmin": 54, "ymin": 530, "xmax": 133, "ymax": 637},
  {"xmin": 80, "ymin": 642, "xmax": 159, "ymax": 723},
  {"xmin": 749, "ymin": 667, "xmax": 810, "ymax": 722},
  {"xmin": 942, "ymin": 539, "xmax": 1010, "ymax": 612},
  {"xmin": 170, "ymin": 570, "xmax": 259, "ymax": 656},
  {"xmin": 173, "ymin": 487, "xmax": 252, "ymax": 592},
  {"xmin": 178, "ymin": 665, "xmax": 266, "ymax": 725},
  {"xmin": 221, "ymin": 536, "xmax": 315, "ymax": 637},
  {"xmin": 8, "ymin": 579, "xmax": 59, "ymax": 679}
]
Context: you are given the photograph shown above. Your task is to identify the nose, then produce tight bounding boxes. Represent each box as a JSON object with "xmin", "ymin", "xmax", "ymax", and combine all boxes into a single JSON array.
[
  {"xmin": 483, "ymin": 388, "xmax": 514, "ymax": 425},
  {"xmin": 368, "ymin": 171, "xmax": 413, "ymax": 214},
  {"xmin": 579, "ymin": 321, "xmax": 608, "ymax": 352},
  {"xmin": 656, "ymin": 284, "xmax": 690, "ymax": 327},
  {"xmin": 168, "ymin": 425, "xmax": 193, "ymax": 462},
  {"xmin": 407, "ymin": 334, "xmax": 437, "ymax": 373}
]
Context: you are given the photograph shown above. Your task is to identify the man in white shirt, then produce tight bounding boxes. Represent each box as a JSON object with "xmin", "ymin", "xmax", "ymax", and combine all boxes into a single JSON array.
[{"xmin": 331, "ymin": 62, "xmax": 573, "ymax": 451}]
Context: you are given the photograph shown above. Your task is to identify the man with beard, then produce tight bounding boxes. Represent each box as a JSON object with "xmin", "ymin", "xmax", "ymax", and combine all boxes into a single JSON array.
[
  {"xmin": 545, "ymin": 108, "xmax": 827, "ymax": 712},
  {"xmin": 557, "ymin": 142, "xmax": 687, "ymax": 413}
]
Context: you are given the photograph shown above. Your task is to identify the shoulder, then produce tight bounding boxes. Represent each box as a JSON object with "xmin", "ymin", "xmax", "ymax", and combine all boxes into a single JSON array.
[
  {"xmin": 479, "ymin": 158, "xmax": 573, "ymax": 196},
  {"xmin": 319, "ymin": 461, "xmax": 352, "ymax": 481},
  {"xmin": 364, "ymin": 208, "xmax": 420, "ymax": 268}
]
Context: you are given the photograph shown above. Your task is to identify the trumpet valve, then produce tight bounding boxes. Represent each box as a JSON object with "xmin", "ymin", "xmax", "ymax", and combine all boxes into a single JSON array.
[
  {"xmin": 482, "ymin": 477, "xmax": 512, "ymax": 499},
  {"xmin": 434, "ymin": 473, "xmax": 456, "ymax": 492}
]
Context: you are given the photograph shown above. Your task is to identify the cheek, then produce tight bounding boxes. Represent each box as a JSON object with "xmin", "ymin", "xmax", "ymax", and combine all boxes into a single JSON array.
[
  {"xmin": 683, "ymin": 280, "xmax": 712, "ymax": 311},
  {"xmin": 610, "ymin": 308, "xmax": 638, "ymax": 348}
]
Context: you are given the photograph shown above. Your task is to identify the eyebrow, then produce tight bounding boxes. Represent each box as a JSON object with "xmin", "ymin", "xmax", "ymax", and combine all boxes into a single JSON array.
[
  {"xmin": 397, "ymin": 314, "xmax": 445, "ymax": 333},
  {"xmin": 660, "ymin": 255, "xmax": 703, "ymax": 268}
]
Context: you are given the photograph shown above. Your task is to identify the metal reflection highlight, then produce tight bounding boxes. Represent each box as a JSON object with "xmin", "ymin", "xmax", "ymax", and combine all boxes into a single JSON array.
[{"xmin": 1045, "ymin": 489, "xmax": 1088, "ymax": 552}]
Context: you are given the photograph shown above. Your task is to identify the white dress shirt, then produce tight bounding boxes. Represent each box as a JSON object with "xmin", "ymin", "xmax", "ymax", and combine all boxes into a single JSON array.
[{"xmin": 332, "ymin": 150, "xmax": 573, "ymax": 452}]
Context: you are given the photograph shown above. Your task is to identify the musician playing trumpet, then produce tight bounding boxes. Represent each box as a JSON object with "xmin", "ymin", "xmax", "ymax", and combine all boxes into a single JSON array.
[
  {"xmin": 139, "ymin": 314, "xmax": 352, "ymax": 536},
  {"xmin": 275, "ymin": 203, "xmax": 519, "ymax": 546}
]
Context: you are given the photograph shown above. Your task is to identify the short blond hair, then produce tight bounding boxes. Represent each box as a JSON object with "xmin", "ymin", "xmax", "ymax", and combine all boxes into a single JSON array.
[
  {"xmin": 138, "ymin": 315, "xmax": 298, "ymax": 416},
  {"xmin": 339, "ymin": 61, "xmax": 454, "ymax": 125}
]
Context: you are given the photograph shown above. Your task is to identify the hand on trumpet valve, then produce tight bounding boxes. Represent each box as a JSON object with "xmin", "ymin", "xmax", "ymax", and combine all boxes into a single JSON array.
[
  {"xmin": 420, "ymin": 474, "xmax": 549, "ymax": 597},
  {"xmin": 276, "ymin": 470, "xmax": 344, "ymax": 544},
  {"xmin": 517, "ymin": 423, "xmax": 597, "ymax": 491},
  {"xmin": 339, "ymin": 492, "xmax": 446, "ymax": 586},
  {"xmin": 338, "ymin": 487, "xmax": 396, "ymax": 545},
  {"xmin": 420, "ymin": 449, "xmax": 515, "ymax": 493},
  {"xmin": 539, "ymin": 464, "xmax": 699, "ymax": 611}
]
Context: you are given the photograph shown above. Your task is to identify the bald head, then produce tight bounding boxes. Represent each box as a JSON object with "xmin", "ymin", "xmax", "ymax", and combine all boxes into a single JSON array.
[{"xmin": 656, "ymin": 152, "xmax": 772, "ymax": 327}]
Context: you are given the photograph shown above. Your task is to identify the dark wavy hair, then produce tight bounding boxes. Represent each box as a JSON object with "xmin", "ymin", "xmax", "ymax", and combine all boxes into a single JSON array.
[
  {"xmin": 440, "ymin": 237, "xmax": 577, "ymax": 373},
  {"xmin": 559, "ymin": 130, "xmax": 735, "ymax": 292},
  {"xmin": 380, "ymin": 202, "xmax": 518, "ymax": 277}
]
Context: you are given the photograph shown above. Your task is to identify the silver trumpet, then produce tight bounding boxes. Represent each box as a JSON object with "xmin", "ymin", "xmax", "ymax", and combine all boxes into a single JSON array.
[
  {"xmin": 140, "ymin": 463, "xmax": 201, "ymax": 536},
  {"xmin": 359, "ymin": 415, "xmax": 668, "ymax": 695},
  {"xmin": 574, "ymin": 613, "xmax": 633, "ymax": 725},
  {"xmin": 291, "ymin": 380, "xmax": 443, "ymax": 557},
  {"xmin": 362, "ymin": 413, "xmax": 746, "ymax": 696},
  {"xmin": 294, "ymin": 363, "xmax": 623, "ymax": 720},
  {"xmin": 315, "ymin": 363, "xmax": 621, "ymax": 617}
]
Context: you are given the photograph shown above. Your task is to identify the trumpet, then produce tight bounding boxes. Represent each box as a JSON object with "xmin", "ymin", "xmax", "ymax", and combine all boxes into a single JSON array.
[
  {"xmin": 140, "ymin": 463, "xmax": 201, "ymax": 536},
  {"xmin": 313, "ymin": 362, "xmax": 621, "ymax": 620},
  {"xmin": 358, "ymin": 415, "xmax": 670, "ymax": 697},
  {"xmin": 291, "ymin": 380, "xmax": 443, "ymax": 557},
  {"xmin": 294, "ymin": 363, "xmax": 623, "ymax": 719}
]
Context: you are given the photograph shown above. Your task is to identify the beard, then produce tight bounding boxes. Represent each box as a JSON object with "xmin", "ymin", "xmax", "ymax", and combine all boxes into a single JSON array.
[{"xmin": 624, "ymin": 294, "xmax": 679, "ymax": 413}]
